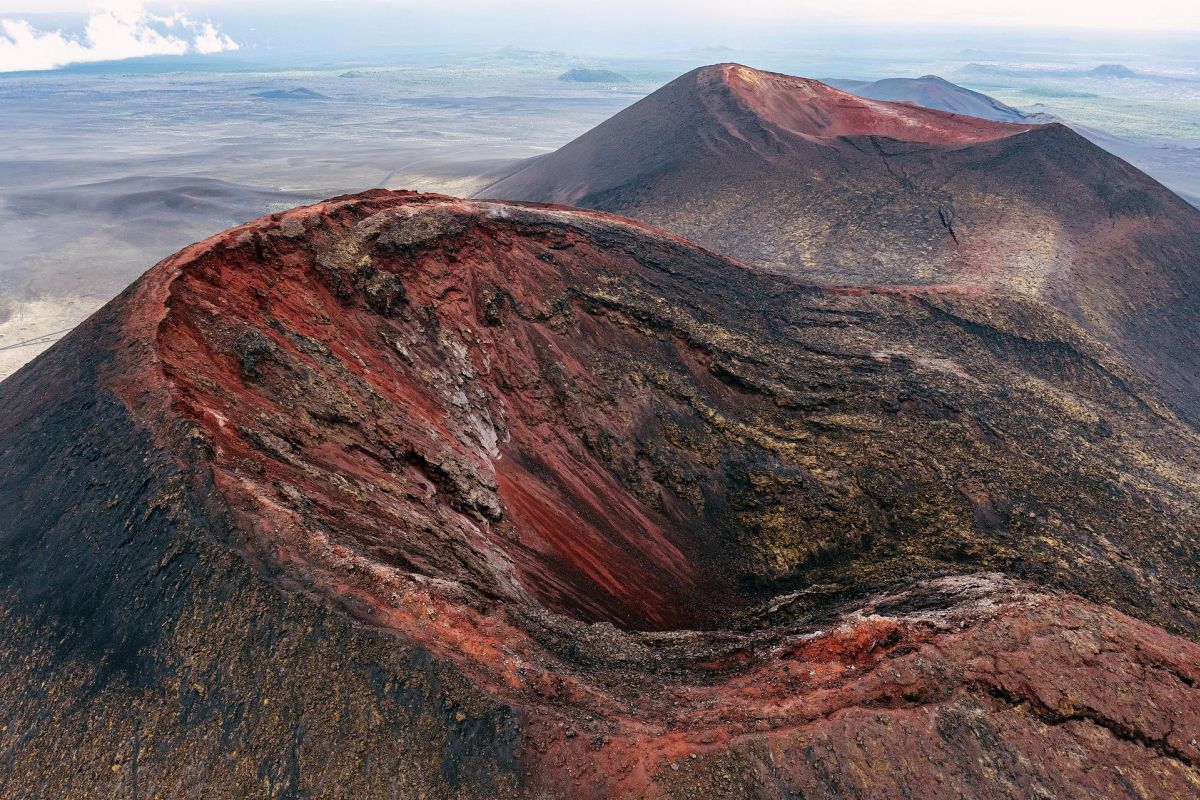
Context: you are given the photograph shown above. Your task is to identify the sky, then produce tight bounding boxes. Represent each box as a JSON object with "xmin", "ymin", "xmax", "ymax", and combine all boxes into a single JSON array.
[
  {"xmin": 0, "ymin": 1, "xmax": 237, "ymax": 71},
  {"xmin": 0, "ymin": 0, "xmax": 1197, "ymax": 73},
  {"xmin": 2, "ymin": 0, "xmax": 1198, "ymax": 28}
]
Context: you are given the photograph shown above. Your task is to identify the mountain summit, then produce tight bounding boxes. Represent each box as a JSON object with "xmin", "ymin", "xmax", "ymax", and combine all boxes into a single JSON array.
[
  {"xmin": 686, "ymin": 64, "xmax": 1032, "ymax": 144},
  {"xmin": 484, "ymin": 64, "xmax": 1034, "ymax": 209}
]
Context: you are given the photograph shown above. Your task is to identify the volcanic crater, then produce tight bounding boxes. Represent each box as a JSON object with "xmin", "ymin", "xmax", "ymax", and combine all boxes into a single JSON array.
[
  {"xmin": 4, "ymin": 189, "xmax": 1200, "ymax": 797},
  {"xmin": 159, "ymin": 192, "xmax": 777, "ymax": 634}
]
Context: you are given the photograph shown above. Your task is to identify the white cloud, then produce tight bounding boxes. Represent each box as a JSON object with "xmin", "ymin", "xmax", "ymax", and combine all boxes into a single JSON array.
[
  {"xmin": 0, "ymin": 1, "xmax": 238, "ymax": 73},
  {"xmin": 192, "ymin": 20, "xmax": 237, "ymax": 54}
]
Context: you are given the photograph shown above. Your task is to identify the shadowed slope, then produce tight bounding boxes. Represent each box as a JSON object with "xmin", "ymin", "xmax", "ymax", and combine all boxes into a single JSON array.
[{"xmin": 2, "ymin": 191, "xmax": 1200, "ymax": 797}]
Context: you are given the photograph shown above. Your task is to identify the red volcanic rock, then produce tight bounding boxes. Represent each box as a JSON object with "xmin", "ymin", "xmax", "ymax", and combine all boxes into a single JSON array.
[
  {"xmin": 720, "ymin": 64, "xmax": 1032, "ymax": 145},
  {"xmin": 2, "ymin": 191, "xmax": 1200, "ymax": 797}
]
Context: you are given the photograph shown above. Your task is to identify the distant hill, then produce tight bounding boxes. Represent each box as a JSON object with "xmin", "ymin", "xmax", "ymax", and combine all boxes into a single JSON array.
[
  {"xmin": 484, "ymin": 46, "xmax": 569, "ymax": 65},
  {"xmin": 253, "ymin": 88, "xmax": 329, "ymax": 101},
  {"xmin": 1089, "ymin": 63, "xmax": 1139, "ymax": 78},
  {"xmin": 825, "ymin": 78, "xmax": 870, "ymax": 91},
  {"xmin": 8, "ymin": 176, "xmax": 312, "ymax": 227},
  {"xmin": 957, "ymin": 62, "xmax": 1147, "ymax": 82},
  {"xmin": 558, "ymin": 68, "xmax": 628, "ymax": 83},
  {"xmin": 825, "ymin": 74, "xmax": 1035, "ymax": 123},
  {"xmin": 955, "ymin": 62, "xmax": 1016, "ymax": 80}
]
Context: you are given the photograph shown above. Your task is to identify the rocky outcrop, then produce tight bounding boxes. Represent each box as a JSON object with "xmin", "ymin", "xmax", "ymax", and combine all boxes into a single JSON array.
[{"xmin": 2, "ymin": 191, "xmax": 1199, "ymax": 797}]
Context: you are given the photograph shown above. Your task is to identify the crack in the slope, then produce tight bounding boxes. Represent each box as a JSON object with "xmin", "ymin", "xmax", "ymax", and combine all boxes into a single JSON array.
[
  {"xmin": 865, "ymin": 137, "xmax": 962, "ymax": 247},
  {"xmin": 867, "ymin": 136, "xmax": 917, "ymax": 194},
  {"xmin": 1150, "ymin": 661, "xmax": 1198, "ymax": 689},
  {"xmin": 982, "ymin": 686, "xmax": 1198, "ymax": 771},
  {"xmin": 938, "ymin": 207, "xmax": 960, "ymax": 244}
]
